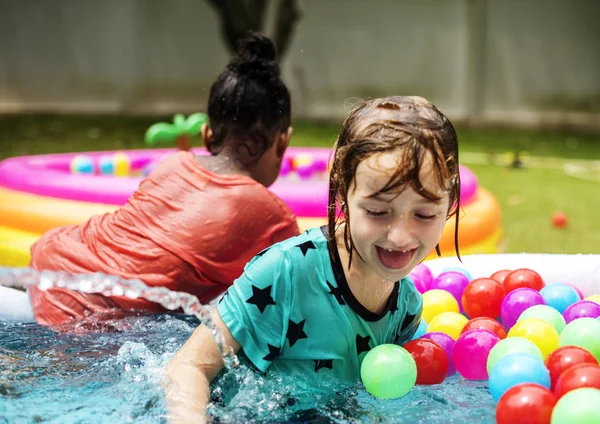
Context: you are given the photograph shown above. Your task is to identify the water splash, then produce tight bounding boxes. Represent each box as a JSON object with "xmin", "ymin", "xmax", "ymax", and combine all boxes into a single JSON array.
[{"xmin": 0, "ymin": 267, "xmax": 239, "ymax": 369}]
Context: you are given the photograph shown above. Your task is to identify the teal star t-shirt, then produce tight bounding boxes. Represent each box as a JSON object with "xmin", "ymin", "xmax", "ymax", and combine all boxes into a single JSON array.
[{"xmin": 217, "ymin": 227, "xmax": 423, "ymax": 383}]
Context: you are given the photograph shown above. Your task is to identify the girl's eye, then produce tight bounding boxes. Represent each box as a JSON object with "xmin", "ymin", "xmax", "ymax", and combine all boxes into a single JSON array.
[
  {"xmin": 365, "ymin": 209, "xmax": 388, "ymax": 217},
  {"xmin": 416, "ymin": 213, "xmax": 438, "ymax": 221}
]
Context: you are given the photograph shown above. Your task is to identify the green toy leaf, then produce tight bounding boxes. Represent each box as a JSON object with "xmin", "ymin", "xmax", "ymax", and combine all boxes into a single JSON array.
[
  {"xmin": 184, "ymin": 113, "xmax": 208, "ymax": 136},
  {"xmin": 144, "ymin": 123, "xmax": 181, "ymax": 145},
  {"xmin": 173, "ymin": 114, "xmax": 186, "ymax": 131}
]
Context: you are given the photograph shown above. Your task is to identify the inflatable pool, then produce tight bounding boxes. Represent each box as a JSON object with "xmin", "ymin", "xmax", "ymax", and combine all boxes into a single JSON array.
[{"xmin": 0, "ymin": 147, "xmax": 502, "ymax": 266}]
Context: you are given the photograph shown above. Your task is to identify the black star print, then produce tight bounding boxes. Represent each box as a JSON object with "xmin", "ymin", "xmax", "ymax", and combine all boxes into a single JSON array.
[
  {"xmin": 246, "ymin": 285, "xmax": 276, "ymax": 313},
  {"xmin": 286, "ymin": 319, "xmax": 308, "ymax": 347},
  {"xmin": 356, "ymin": 334, "xmax": 372, "ymax": 357},
  {"xmin": 327, "ymin": 281, "xmax": 345, "ymax": 305},
  {"xmin": 314, "ymin": 359, "xmax": 334, "ymax": 372},
  {"xmin": 263, "ymin": 344, "xmax": 281, "ymax": 361},
  {"xmin": 218, "ymin": 290, "xmax": 229, "ymax": 304},
  {"xmin": 401, "ymin": 313, "xmax": 416, "ymax": 331},
  {"xmin": 256, "ymin": 247, "xmax": 271, "ymax": 258},
  {"xmin": 296, "ymin": 240, "xmax": 317, "ymax": 256}
]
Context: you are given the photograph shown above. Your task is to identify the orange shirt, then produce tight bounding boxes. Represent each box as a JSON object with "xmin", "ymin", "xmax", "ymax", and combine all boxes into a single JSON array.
[{"xmin": 29, "ymin": 151, "xmax": 299, "ymax": 326}]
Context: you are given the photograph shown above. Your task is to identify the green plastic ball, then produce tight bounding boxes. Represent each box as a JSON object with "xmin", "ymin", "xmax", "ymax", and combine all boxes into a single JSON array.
[
  {"xmin": 360, "ymin": 344, "xmax": 417, "ymax": 399},
  {"xmin": 518, "ymin": 305, "xmax": 566, "ymax": 334},
  {"xmin": 559, "ymin": 318, "xmax": 600, "ymax": 362},
  {"xmin": 551, "ymin": 388, "xmax": 600, "ymax": 424},
  {"xmin": 486, "ymin": 336, "xmax": 543, "ymax": 375}
]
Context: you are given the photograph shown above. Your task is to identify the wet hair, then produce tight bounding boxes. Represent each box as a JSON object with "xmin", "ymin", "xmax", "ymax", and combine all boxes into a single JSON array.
[
  {"xmin": 207, "ymin": 32, "xmax": 291, "ymax": 161},
  {"xmin": 327, "ymin": 96, "xmax": 461, "ymax": 267}
]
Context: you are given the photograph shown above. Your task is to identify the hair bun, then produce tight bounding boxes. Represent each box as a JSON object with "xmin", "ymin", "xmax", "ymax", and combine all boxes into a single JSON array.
[{"xmin": 227, "ymin": 31, "xmax": 280, "ymax": 79}]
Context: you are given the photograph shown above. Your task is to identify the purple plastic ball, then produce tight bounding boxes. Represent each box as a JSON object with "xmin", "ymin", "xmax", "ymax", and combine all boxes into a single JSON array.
[
  {"xmin": 421, "ymin": 332, "xmax": 456, "ymax": 376},
  {"xmin": 431, "ymin": 271, "xmax": 471, "ymax": 312},
  {"xmin": 279, "ymin": 158, "xmax": 292, "ymax": 177},
  {"xmin": 297, "ymin": 163, "xmax": 316, "ymax": 179},
  {"xmin": 563, "ymin": 300, "xmax": 600, "ymax": 323},
  {"xmin": 410, "ymin": 263, "xmax": 434, "ymax": 292},
  {"xmin": 500, "ymin": 288, "xmax": 546, "ymax": 329},
  {"xmin": 452, "ymin": 329, "xmax": 500, "ymax": 380}
]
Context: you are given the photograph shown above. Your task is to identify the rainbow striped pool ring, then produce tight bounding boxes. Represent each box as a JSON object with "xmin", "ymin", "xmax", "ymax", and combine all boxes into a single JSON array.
[{"xmin": 0, "ymin": 147, "xmax": 502, "ymax": 266}]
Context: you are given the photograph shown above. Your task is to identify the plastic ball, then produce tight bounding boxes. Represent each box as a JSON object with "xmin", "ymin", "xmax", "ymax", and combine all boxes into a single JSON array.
[
  {"xmin": 490, "ymin": 269, "xmax": 512, "ymax": 285},
  {"xmin": 421, "ymin": 332, "xmax": 456, "ymax": 376},
  {"xmin": 113, "ymin": 152, "xmax": 131, "ymax": 177},
  {"xmin": 554, "ymin": 362, "xmax": 600, "ymax": 399},
  {"xmin": 98, "ymin": 155, "xmax": 115, "ymax": 175},
  {"xmin": 70, "ymin": 155, "xmax": 94, "ymax": 174},
  {"xmin": 501, "ymin": 288, "xmax": 546, "ymax": 329},
  {"xmin": 462, "ymin": 317, "xmax": 507, "ymax": 339},
  {"xmin": 585, "ymin": 294, "xmax": 600, "ymax": 305},
  {"xmin": 559, "ymin": 318, "xmax": 600, "ymax": 362},
  {"xmin": 431, "ymin": 272, "xmax": 470, "ymax": 312},
  {"xmin": 296, "ymin": 162, "xmax": 315, "ymax": 179},
  {"xmin": 489, "ymin": 353, "xmax": 551, "ymax": 402},
  {"xmin": 503, "ymin": 268, "xmax": 545, "ymax": 292},
  {"xmin": 563, "ymin": 300, "xmax": 600, "ymax": 323},
  {"xmin": 546, "ymin": 346, "xmax": 599, "ymax": 390},
  {"xmin": 487, "ymin": 337, "xmax": 544, "ymax": 375},
  {"xmin": 421, "ymin": 289, "xmax": 459, "ymax": 323},
  {"xmin": 403, "ymin": 338, "xmax": 449, "ymax": 385},
  {"xmin": 292, "ymin": 153, "xmax": 313, "ymax": 169},
  {"xmin": 409, "ymin": 263, "xmax": 434, "ymax": 291},
  {"xmin": 427, "ymin": 312, "xmax": 468, "ymax": 340},
  {"xmin": 508, "ymin": 318, "xmax": 559, "ymax": 360},
  {"xmin": 495, "ymin": 383, "xmax": 557, "ymax": 424},
  {"xmin": 408, "ymin": 273, "xmax": 429, "ymax": 294},
  {"xmin": 441, "ymin": 266, "xmax": 473, "ymax": 281},
  {"xmin": 518, "ymin": 305, "xmax": 566, "ymax": 334},
  {"xmin": 552, "ymin": 211, "xmax": 568, "ymax": 228},
  {"xmin": 360, "ymin": 344, "xmax": 416, "ymax": 399},
  {"xmin": 453, "ymin": 329, "xmax": 500, "ymax": 380},
  {"xmin": 462, "ymin": 278, "xmax": 506, "ymax": 319},
  {"xmin": 313, "ymin": 158, "xmax": 328, "ymax": 173},
  {"xmin": 411, "ymin": 318, "xmax": 428, "ymax": 340},
  {"xmin": 539, "ymin": 283, "xmax": 581, "ymax": 314},
  {"xmin": 551, "ymin": 387, "xmax": 600, "ymax": 424},
  {"xmin": 279, "ymin": 158, "xmax": 292, "ymax": 177}
]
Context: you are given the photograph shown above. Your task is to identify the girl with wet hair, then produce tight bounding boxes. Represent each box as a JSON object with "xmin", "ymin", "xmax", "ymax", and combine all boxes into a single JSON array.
[
  {"xmin": 25, "ymin": 32, "xmax": 300, "ymax": 327},
  {"xmin": 166, "ymin": 96, "xmax": 461, "ymax": 421}
]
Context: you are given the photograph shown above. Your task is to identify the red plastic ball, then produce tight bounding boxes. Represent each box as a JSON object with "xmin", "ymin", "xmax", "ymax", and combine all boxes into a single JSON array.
[
  {"xmin": 503, "ymin": 268, "xmax": 545, "ymax": 293},
  {"xmin": 552, "ymin": 212, "xmax": 567, "ymax": 228},
  {"xmin": 461, "ymin": 317, "xmax": 507, "ymax": 339},
  {"xmin": 554, "ymin": 363, "xmax": 600, "ymax": 399},
  {"xmin": 490, "ymin": 269, "xmax": 512, "ymax": 285},
  {"xmin": 496, "ymin": 383, "xmax": 557, "ymax": 424},
  {"xmin": 403, "ymin": 338, "xmax": 449, "ymax": 385},
  {"xmin": 545, "ymin": 345, "xmax": 599, "ymax": 390},
  {"xmin": 461, "ymin": 278, "xmax": 506, "ymax": 318}
]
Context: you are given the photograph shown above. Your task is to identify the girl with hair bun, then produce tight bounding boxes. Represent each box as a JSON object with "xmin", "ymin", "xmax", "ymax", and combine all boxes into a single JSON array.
[{"xmin": 27, "ymin": 32, "xmax": 300, "ymax": 328}]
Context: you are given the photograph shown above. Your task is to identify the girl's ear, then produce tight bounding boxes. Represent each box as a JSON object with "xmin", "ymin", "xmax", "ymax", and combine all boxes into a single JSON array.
[{"xmin": 201, "ymin": 124, "xmax": 214, "ymax": 151}]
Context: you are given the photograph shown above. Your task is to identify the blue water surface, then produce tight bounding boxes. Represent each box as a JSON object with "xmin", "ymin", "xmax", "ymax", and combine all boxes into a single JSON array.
[{"xmin": 0, "ymin": 314, "xmax": 496, "ymax": 423}]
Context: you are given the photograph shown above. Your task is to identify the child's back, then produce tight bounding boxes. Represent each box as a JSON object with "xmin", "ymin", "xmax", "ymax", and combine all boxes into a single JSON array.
[{"xmin": 28, "ymin": 32, "xmax": 300, "ymax": 327}]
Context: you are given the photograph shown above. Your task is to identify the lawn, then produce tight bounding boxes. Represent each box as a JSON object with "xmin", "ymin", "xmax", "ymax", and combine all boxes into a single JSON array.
[{"xmin": 1, "ymin": 114, "xmax": 600, "ymax": 254}]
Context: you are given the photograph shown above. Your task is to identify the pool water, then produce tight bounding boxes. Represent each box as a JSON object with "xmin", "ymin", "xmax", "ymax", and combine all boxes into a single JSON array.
[{"xmin": 0, "ymin": 313, "xmax": 497, "ymax": 424}]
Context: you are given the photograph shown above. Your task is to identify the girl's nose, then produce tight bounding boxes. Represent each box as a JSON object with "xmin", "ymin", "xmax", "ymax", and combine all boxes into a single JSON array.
[{"xmin": 387, "ymin": 216, "xmax": 414, "ymax": 247}]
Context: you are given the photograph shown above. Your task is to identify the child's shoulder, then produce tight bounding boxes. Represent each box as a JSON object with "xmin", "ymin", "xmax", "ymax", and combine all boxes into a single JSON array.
[{"xmin": 255, "ymin": 227, "xmax": 328, "ymax": 259}]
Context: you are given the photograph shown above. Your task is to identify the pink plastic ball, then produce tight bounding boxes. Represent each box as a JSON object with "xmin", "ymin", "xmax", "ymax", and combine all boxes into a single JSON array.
[
  {"xmin": 500, "ymin": 288, "xmax": 546, "ymax": 329},
  {"xmin": 431, "ymin": 271, "xmax": 471, "ymax": 312},
  {"xmin": 297, "ymin": 163, "xmax": 316, "ymax": 179},
  {"xmin": 410, "ymin": 264, "xmax": 434, "ymax": 292},
  {"xmin": 452, "ymin": 329, "xmax": 500, "ymax": 380},
  {"xmin": 409, "ymin": 273, "xmax": 429, "ymax": 294}
]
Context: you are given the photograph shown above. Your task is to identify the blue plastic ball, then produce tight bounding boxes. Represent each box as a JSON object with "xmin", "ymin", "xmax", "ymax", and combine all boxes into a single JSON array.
[
  {"xmin": 540, "ymin": 284, "xmax": 580, "ymax": 314},
  {"xmin": 488, "ymin": 352, "xmax": 550, "ymax": 402},
  {"xmin": 441, "ymin": 266, "xmax": 472, "ymax": 281},
  {"xmin": 411, "ymin": 319, "xmax": 428, "ymax": 340},
  {"xmin": 98, "ymin": 155, "xmax": 115, "ymax": 175},
  {"xmin": 70, "ymin": 155, "xmax": 94, "ymax": 174}
]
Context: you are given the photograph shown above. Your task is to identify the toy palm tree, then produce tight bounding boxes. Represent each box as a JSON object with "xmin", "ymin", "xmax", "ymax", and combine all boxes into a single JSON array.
[{"xmin": 144, "ymin": 113, "xmax": 208, "ymax": 151}]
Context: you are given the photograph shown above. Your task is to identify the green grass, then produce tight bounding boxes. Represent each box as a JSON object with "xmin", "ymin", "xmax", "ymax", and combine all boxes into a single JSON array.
[{"xmin": 1, "ymin": 114, "xmax": 600, "ymax": 254}]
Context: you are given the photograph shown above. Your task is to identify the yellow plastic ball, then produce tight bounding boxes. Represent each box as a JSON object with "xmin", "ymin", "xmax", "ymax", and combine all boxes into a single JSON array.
[
  {"xmin": 421, "ymin": 289, "xmax": 459, "ymax": 323},
  {"xmin": 584, "ymin": 294, "xmax": 600, "ymax": 306},
  {"xmin": 113, "ymin": 152, "xmax": 131, "ymax": 177},
  {"xmin": 427, "ymin": 312, "xmax": 468, "ymax": 340},
  {"xmin": 507, "ymin": 318, "xmax": 559, "ymax": 360},
  {"xmin": 292, "ymin": 153, "xmax": 313, "ymax": 169}
]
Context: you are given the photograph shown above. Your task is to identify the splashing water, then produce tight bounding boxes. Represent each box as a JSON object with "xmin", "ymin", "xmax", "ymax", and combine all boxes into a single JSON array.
[{"xmin": 0, "ymin": 268, "xmax": 497, "ymax": 423}]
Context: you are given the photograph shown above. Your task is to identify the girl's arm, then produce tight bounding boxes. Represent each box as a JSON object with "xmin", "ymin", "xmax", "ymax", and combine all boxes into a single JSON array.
[{"xmin": 164, "ymin": 308, "xmax": 240, "ymax": 423}]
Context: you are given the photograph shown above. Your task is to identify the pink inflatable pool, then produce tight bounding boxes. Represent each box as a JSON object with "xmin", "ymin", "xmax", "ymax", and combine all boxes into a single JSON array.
[{"xmin": 0, "ymin": 147, "xmax": 478, "ymax": 218}]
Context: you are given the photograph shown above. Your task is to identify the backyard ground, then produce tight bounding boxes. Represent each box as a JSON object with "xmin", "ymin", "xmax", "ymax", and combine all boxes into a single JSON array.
[{"xmin": 1, "ymin": 114, "xmax": 599, "ymax": 254}]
